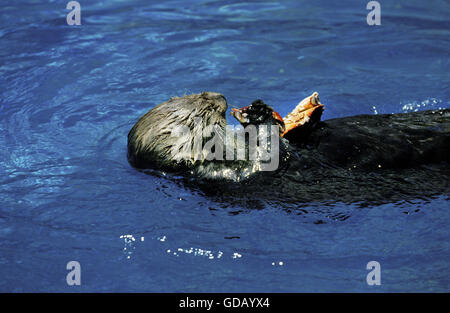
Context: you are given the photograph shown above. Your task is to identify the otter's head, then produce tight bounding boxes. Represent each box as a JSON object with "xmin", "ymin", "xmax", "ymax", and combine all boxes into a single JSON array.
[
  {"xmin": 231, "ymin": 99, "xmax": 285, "ymax": 133},
  {"xmin": 127, "ymin": 92, "xmax": 228, "ymax": 170}
]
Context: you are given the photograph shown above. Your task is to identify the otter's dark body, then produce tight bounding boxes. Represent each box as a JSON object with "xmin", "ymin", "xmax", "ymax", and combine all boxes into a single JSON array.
[
  {"xmin": 292, "ymin": 109, "xmax": 450, "ymax": 171},
  {"xmin": 258, "ymin": 109, "xmax": 449, "ymax": 206}
]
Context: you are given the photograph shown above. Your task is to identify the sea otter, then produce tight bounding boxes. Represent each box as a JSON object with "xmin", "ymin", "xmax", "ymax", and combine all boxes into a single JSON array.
[{"xmin": 127, "ymin": 92, "xmax": 449, "ymax": 205}]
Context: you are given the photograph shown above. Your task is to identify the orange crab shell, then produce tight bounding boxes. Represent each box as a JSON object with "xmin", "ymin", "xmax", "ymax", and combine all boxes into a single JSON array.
[{"xmin": 281, "ymin": 92, "xmax": 324, "ymax": 138}]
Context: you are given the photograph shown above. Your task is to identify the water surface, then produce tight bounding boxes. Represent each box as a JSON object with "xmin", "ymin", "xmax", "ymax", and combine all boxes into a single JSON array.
[{"xmin": 0, "ymin": 0, "xmax": 449, "ymax": 292}]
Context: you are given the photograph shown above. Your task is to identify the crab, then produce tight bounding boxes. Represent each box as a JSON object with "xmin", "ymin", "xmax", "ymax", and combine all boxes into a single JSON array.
[{"xmin": 231, "ymin": 92, "xmax": 324, "ymax": 141}]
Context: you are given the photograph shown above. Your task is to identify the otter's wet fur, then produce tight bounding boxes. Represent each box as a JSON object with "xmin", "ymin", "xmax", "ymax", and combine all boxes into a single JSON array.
[{"xmin": 128, "ymin": 92, "xmax": 226, "ymax": 170}]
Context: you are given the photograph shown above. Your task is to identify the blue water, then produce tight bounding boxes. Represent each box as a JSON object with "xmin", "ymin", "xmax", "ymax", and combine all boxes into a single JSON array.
[{"xmin": 0, "ymin": 0, "xmax": 449, "ymax": 292}]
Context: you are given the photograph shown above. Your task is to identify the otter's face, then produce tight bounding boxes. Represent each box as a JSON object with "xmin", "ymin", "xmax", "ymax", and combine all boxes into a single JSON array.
[{"xmin": 231, "ymin": 99, "xmax": 285, "ymax": 133}]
